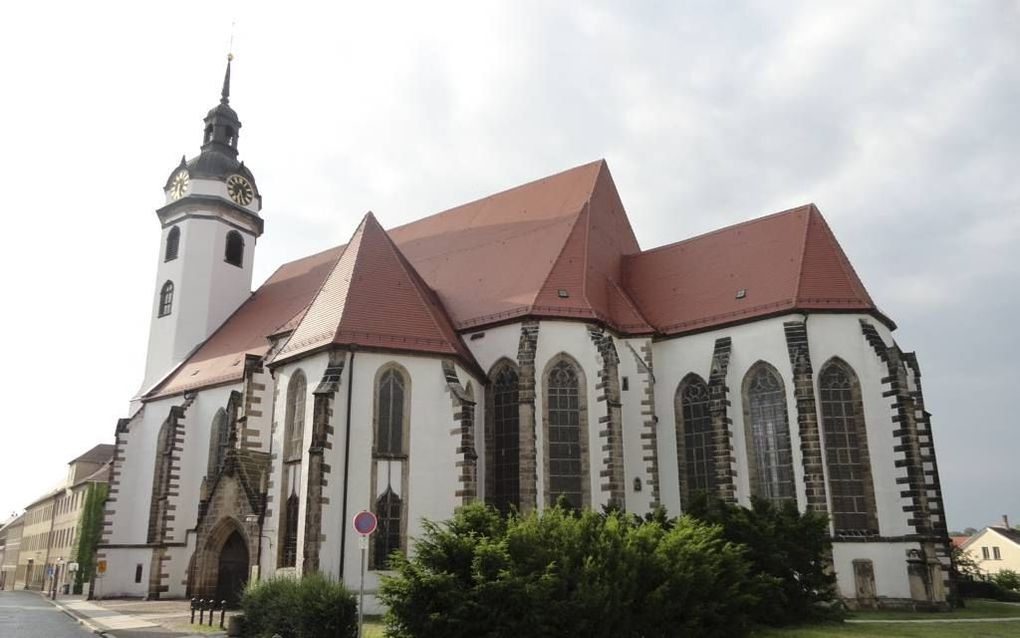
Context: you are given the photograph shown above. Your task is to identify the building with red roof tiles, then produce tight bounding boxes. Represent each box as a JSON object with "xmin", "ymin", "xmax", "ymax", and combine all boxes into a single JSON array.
[{"xmin": 98, "ymin": 61, "xmax": 952, "ymax": 611}]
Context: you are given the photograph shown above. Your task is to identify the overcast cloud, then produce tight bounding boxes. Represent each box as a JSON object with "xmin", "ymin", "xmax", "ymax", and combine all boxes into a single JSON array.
[{"xmin": 1, "ymin": 1, "xmax": 1016, "ymax": 530}]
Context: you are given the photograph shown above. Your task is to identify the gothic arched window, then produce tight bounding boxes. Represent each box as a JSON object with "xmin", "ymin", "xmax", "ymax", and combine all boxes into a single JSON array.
[
  {"xmin": 158, "ymin": 281, "xmax": 174, "ymax": 317},
  {"xmin": 373, "ymin": 488, "xmax": 402, "ymax": 570},
  {"xmin": 207, "ymin": 409, "xmax": 228, "ymax": 478},
  {"xmin": 486, "ymin": 362, "xmax": 520, "ymax": 513},
  {"xmin": 819, "ymin": 359, "xmax": 878, "ymax": 535},
  {"xmin": 164, "ymin": 226, "xmax": 180, "ymax": 262},
  {"xmin": 375, "ymin": 367, "xmax": 408, "ymax": 456},
  {"xmin": 224, "ymin": 231, "xmax": 244, "ymax": 267},
  {"xmin": 675, "ymin": 374, "xmax": 715, "ymax": 504},
  {"xmin": 278, "ymin": 370, "xmax": 306, "ymax": 568},
  {"xmin": 742, "ymin": 363, "xmax": 795, "ymax": 505},
  {"xmin": 544, "ymin": 357, "xmax": 587, "ymax": 510},
  {"xmin": 284, "ymin": 371, "xmax": 306, "ymax": 462}
]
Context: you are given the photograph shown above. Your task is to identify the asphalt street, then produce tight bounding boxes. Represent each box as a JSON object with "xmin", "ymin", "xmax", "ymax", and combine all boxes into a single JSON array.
[{"xmin": 0, "ymin": 590, "xmax": 92, "ymax": 637}]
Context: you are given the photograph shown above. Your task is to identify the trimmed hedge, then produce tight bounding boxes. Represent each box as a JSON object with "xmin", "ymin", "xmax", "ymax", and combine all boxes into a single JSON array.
[{"xmin": 240, "ymin": 572, "xmax": 358, "ymax": 638}]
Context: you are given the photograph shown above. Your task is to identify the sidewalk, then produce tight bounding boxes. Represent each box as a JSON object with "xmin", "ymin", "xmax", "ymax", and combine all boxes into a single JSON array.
[{"xmin": 41, "ymin": 592, "xmax": 231, "ymax": 637}]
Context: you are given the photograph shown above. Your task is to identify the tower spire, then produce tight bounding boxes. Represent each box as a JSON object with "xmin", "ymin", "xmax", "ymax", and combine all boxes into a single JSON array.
[{"xmin": 221, "ymin": 54, "xmax": 233, "ymax": 104}]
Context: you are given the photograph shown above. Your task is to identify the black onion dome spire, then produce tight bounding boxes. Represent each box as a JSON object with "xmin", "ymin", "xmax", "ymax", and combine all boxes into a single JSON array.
[{"xmin": 169, "ymin": 54, "xmax": 257, "ymax": 193}]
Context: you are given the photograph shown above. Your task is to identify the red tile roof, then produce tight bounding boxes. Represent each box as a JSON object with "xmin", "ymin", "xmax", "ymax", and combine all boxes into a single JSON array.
[
  {"xmin": 624, "ymin": 204, "xmax": 884, "ymax": 335},
  {"xmin": 151, "ymin": 245, "xmax": 343, "ymax": 398},
  {"xmin": 146, "ymin": 161, "xmax": 885, "ymax": 400},
  {"xmin": 273, "ymin": 212, "xmax": 480, "ymax": 374}
]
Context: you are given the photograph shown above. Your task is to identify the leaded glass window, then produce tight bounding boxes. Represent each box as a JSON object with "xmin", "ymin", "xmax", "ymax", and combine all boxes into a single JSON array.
[
  {"xmin": 490, "ymin": 365, "xmax": 520, "ymax": 513},
  {"xmin": 374, "ymin": 488, "xmax": 402, "ymax": 569},
  {"xmin": 820, "ymin": 361, "xmax": 877, "ymax": 534},
  {"xmin": 207, "ymin": 409, "xmax": 228, "ymax": 478},
  {"xmin": 284, "ymin": 371, "xmax": 306, "ymax": 462},
  {"xmin": 281, "ymin": 490, "xmax": 300, "ymax": 568},
  {"xmin": 677, "ymin": 375, "xmax": 715, "ymax": 501},
  {"xmin": 744, "ymin": 365, "xmax": 795, "ymax": 504},
  {"xmin": 376, "ymin": 368, "xmax": 406, "ymax": 456},
  {"xmin": 158, "ymin": 281, "xmax": 174, "ymax": 317},
  {"xmin": 547, "ymin": 360, "xmax": 583, "ymax": 509}
]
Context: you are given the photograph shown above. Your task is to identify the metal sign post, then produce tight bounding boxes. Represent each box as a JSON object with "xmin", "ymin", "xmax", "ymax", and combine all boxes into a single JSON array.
[{"xmin": 352, "ymin": 510, "xmax": 378, "ymax": 638}]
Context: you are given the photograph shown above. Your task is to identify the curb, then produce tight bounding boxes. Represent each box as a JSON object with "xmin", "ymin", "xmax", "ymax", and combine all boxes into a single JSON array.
[{"xmin": 38, "ymin": 593, "xmax": 109, "ymax": 636}]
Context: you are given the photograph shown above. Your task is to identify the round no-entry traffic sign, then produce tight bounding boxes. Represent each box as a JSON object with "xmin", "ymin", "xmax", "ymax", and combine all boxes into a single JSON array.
[{"xmin": 353, "ymin": 510, "xmax": 377, "ymax": 535}]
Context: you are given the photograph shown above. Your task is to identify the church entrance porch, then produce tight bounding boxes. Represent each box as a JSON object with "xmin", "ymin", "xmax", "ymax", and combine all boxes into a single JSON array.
[{"xmin": 188, "ymin": 518, "xmax": 253, "ymax": 607}]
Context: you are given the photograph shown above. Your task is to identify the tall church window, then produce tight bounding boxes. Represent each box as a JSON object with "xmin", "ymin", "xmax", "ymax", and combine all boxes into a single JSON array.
[
  {"xmin": 742, "ymin": 363, "xmax": 795, "ymax": 505},
  {"xmin": 164, "ymin": 226, "xmax": 180, "ymax": 262},
  {"xmin": 486, "ymin": 361, "xmax": 520, "ymax": 513},
  {"xmin": 544, "ymin": 356, "xmax": 587, "ymax": 510},
  {"xmin": 278, "ymin": 370, "xmax": 306, "ymax": 568},
  {"xmin": 819, "ymin": 359, "xmax": 878, "ymax": 535},
  {"xmin": 206, "ymin": 409, "xmax": 228, "ymax": 478},
  {"xmin": 375, "ymin": 367, "xmax": 407, "ymax": 456},
  {"xmin": 158, "ymin": 281, "xmax": 174, "ymax": 317},
  {"xmin": 283, "ymin": 371, "xmax": 306, "ymax": 462},
  {"xmin": 675, "ymin": 373, "xmax": 715, "ymax": 504},
  {"xmin": 373, "ymin": 488, "xmax": 402, "ymax": 570},
  {"xmin": 224, "ymin": 231, "xmax": 244, "ymax": 267}
]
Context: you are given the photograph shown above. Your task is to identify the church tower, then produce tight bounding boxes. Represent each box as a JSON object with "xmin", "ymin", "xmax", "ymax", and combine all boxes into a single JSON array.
[{"xmin": 139, "ymin": 56, "xmax": 264, "ymax": 396}]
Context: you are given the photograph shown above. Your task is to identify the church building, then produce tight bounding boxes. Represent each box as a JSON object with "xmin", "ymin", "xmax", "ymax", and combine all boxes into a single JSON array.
[{"xmin": 97, "ymin": 60, "xmax": 953, "ymax": 609}]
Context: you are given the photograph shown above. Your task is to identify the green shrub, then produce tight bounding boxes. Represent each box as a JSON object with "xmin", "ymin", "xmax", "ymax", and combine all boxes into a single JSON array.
[
  {"xmin": 684, "ymin": 494, "xmax": 839, "ymax": 625},
  {"xmin": 240, "ymin": 572, "xmax": 357, "ymax": 638},
  {"xmin": 379, "ymin": 503, "xmax": 756, "ymax": 638},
  {"xmin": 990, "ymin": 569, "xmax": 1020, "ymax": 592}
]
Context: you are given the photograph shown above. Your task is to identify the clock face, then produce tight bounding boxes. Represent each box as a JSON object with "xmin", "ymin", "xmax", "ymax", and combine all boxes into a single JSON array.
[
  {"xmin": 169, "ymin": 170, "xmax": 190, "ymax": 200},
  {"xmin": 227, "ymin": 174, "xmax": 254, "ymax": 206}
]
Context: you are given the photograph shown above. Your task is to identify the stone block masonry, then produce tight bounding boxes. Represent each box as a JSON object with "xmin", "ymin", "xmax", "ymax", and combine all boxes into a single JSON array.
[
  {"xmin": 516, "ymin": 321, "xmax": 540, "ymax": 513},
  {"xmin": 588, "ymin": 325, "xmax": 626, "ymax": 510},
  {"xmin": 708, "ymin": 338, "xmax": 736, "ymax": 502},
  {"xmin": 783, "ymin": 320, "xmax": 829, "ymax": 514}
]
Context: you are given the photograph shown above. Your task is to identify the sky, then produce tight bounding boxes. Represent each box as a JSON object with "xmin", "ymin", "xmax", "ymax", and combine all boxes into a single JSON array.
[{"xmin": 0, "ymin": 1, "xmax": 1017, "ymax": 531}]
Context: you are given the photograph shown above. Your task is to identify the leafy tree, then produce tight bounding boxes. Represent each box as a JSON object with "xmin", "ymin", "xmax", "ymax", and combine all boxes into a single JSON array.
[
  {"xmin": 950, "ymin": 545, "xmax": 980, "ymax": 581},
  {"xmin": 72, "ymin": 483, "xmax": 109, "ymax": 594},
  {"xmin": 991, "ymin": 569, "xmax": 1020, "ymax": 592}
]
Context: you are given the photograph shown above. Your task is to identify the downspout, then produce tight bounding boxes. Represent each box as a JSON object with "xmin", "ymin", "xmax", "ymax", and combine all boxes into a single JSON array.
[{"xmin": 339, "ymin": 347, "xmax": 356, "ymax": 580}]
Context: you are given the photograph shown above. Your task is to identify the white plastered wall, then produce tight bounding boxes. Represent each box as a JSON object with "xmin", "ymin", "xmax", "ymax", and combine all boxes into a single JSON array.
[{"xmin": 832, "ymin": 541, "xmax": 913, "ymax": 599}]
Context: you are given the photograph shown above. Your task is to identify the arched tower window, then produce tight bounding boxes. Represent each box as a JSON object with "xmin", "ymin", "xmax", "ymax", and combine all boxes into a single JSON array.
[
  {"xmin": 375, "ymin": 367, "xmax": 408, "ymax": 456},
  {"xmin": 819, "ymin": 359, "xmax": 879, "ymax": 535},
  {"xmin": 283, "ymin": 371, "xmax": 307, "ymax": 462},
  {"xmin": 373, "ymin": 488, "xmax": 402, "ymax": 570},
  {"xmin": 164, "ymin": 226, "xmax": 180, "ymax": 262},
  {"xmin": 742, "ymin": 363, "xmax": 795, "ymax": 505},
  {"xmin": 675, "ymin": 373, "xmax": 715, "ymax": 504},
  {"xmin": 278, "ymin": 370, "xmax": 306, "ymax": 569},
  {"xmin": 544, "ymin": 356, "xmax": 588, "ymax": 510},
  {"xmin": 206, "ymin": 409, "xmax": 229, "ymax": 478},
  {"xmin": 224, "ymin": 231, "xmax": 244, "ymax": 267},
  {"xmin": 158, "ymin": 281, "xmax": 174, "ymax": 317},
  {"xmin": 486, "ymin": 361, "xmax": 520, "ymax": 513}
]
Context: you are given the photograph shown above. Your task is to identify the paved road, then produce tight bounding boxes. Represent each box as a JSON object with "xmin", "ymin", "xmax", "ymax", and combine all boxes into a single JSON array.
[{"xmin": 0, "ymin": 590, "xmax": 92, "ymax": 637}]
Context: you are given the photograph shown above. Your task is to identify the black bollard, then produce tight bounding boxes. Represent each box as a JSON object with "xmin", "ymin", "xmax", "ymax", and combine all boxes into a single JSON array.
[
  {"xmin": 220, "ymin": 600, "xmax": 227, "ymax": 628},
  {"xmin": 199, "ymin": 599, "xmax": 205, "ymax": 625},
  {"xmin": 190, "ymin": 597, "xmax": 197, "ymax": 624},
  {"xmin": 208, "ymin": 599, "xmax": 215, "ymax": 626}
]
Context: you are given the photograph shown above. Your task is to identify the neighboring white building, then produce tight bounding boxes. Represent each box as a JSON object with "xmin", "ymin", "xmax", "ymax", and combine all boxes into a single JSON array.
[
  {"xmin": 961, "ymin": 520, "xmax": 1020, "ymax": 577},
  {"xmin": 97, "ymin": 60, "xmax": 953, "ymax": 610}
]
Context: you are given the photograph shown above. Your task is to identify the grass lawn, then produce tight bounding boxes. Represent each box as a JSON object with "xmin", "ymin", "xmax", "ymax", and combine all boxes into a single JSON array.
[
  {"xmin": 361, "ymin": 601, "xmax": 1020, "ymax": 638},
  {"xmin": 754, "ymin": 599, "xmax": 1020, "ymax": 638}
]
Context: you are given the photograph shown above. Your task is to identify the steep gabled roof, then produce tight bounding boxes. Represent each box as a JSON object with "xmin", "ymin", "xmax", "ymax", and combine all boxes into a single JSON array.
[
  {"xmin": 389, "ymin": 159, "xmax": 652, "ymax": 332},
  {"xmin": 624, "ymin": 204, "xmax": 885, "ymax": 335},
  {"xmin": 273, "ymin": 213, "xmax": 481, "ymax": 374}
]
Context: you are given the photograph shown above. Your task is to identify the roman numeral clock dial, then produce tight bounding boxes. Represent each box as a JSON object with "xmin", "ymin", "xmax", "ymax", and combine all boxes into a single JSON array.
[{"xmin": 227, "ymin": 174, "xmax": 254, "ymax": 206}]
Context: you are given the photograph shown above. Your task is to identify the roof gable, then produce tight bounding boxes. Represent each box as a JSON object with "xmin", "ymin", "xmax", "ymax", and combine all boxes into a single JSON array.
[
  {"xmin": 274, "ymin": 213, "xmax": 479, "ymax": 371},
  {"xmin": 624, "ymin": 204, "xmax": 881, "ymax": 335}
]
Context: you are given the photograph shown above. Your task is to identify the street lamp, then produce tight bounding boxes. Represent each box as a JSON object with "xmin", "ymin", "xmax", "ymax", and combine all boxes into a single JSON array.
[{"xmin": 51, "ymin": 557, "xmax": 64, "ymax": 600}]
